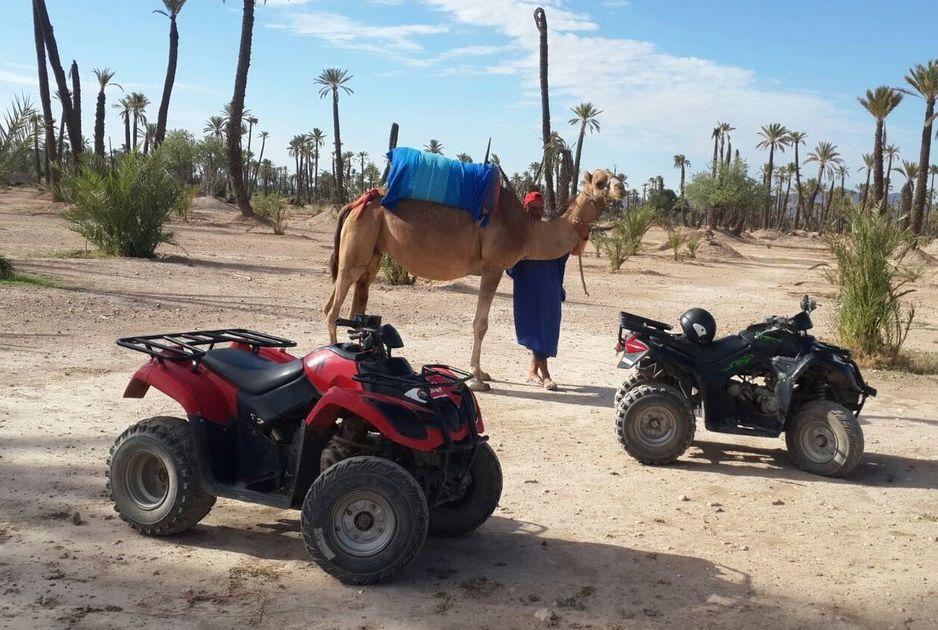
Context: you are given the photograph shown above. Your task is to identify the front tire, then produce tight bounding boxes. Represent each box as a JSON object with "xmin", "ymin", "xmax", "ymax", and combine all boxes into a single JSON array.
[
  {"xmin": 428, "ymin": 442, "xmax": 502, "ymax": 537},
  {"xmin": 301, "ymin": 456, "xmax": 428, "ymax": 585},
  {"xmin": 786, "ymin": 401, "xmax": 863, "ymax": 477},
  {"xmin": 615, "ymin": 384, "xmax": 695, "ymax": 465},
  {"xmin": 107, "ymin": 416, "xmax": 215, "ymax": 536}
]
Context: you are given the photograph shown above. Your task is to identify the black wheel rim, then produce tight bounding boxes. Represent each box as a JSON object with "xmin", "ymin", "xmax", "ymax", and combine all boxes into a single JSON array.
[{"xmin": 123, "ymin": 451, "xmax": 170, "ymax": 511}]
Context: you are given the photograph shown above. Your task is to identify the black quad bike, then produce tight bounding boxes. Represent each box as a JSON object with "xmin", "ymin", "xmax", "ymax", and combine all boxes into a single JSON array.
[
  {"xmin": 612, "ymin": 296, "xmax": 876, "ymax": 477},
  {"xmin": 109, "ymin": 314, "xmax": 501, "ymax": 584}
]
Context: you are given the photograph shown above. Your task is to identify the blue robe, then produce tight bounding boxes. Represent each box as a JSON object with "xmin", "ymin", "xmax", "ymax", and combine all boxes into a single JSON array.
[{"xmin": 506, "ymin": 255, "xmax": 568, "ymax": 358}]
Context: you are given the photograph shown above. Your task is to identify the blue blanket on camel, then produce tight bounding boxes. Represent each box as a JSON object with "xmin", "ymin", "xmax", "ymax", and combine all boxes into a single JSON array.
[{"xmin": 382, "ymin": 147, "xmax": 499, "ymax": 226}]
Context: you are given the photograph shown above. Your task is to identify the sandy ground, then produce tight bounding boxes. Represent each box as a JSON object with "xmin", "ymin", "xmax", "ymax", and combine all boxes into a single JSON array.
[{"xmin": 0, "ymin": 188, "xmax": 936, "ymax": 629}]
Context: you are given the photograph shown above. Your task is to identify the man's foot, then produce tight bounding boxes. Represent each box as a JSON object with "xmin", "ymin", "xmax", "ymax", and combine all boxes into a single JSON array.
[
  {"xmin": 543, "ymin": 378, "xmax": 557, "ymax": 391},
  {"xmin": 527, "ymin": 374, "xmax": 543, "ymax": 386}
]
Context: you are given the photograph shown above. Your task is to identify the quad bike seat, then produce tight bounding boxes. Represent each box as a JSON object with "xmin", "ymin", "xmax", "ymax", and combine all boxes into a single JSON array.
[
  {"xmin": 667, "ymin": 335, "xmax": 750, "ymax": 365},
  {"xmin": 202, "ymin": 348, "xmax": 304, "ymax": 395}
]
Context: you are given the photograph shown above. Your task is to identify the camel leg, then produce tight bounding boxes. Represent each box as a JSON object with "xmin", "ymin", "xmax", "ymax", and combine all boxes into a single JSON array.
[
  {"xmin": 349, "ymin": 253, "xmax": 381, "ymax": 318},
  {"xmin": 467, "ymin": 270, "xmax": 502, "ymax": 392},
  {"xmin": 326, "ymin": 266, "xmax": 365, "ymax": 344}
]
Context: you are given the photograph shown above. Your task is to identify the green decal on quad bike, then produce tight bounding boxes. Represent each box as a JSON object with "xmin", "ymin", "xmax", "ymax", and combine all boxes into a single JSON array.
[
  {"xmin": 724, "ymin": 353, "xmax": 754, "ymax": 372},
  {"xmin": 754, "ymin": 331, "xmax": 783, "ymax": 343}
]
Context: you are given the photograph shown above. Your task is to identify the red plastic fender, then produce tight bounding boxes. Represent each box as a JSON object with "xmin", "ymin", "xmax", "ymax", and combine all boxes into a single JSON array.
[
  {"xmin": 304, "ymin": 387, "xmax": 472, "ymax": 451},
  {"xmin": 123, "ymin": 359, "xmax": 237, "ymax": 425}
]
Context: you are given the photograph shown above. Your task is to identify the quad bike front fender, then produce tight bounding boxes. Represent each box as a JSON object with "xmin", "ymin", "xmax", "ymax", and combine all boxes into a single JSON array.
[
  {"xmin": 772, "ymin": 354, "xmax": 867, "ymax": 423},
  {"xmin": 304, "ymin": 387, "xmax": 474, "ymax": 452},
  {"xmin": 123, "ymin": 360, "xmax": 236, "ymax": 425}
]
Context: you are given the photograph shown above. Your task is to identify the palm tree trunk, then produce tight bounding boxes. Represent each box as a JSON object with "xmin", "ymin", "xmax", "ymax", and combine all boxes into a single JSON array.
[
  {"xmin": 34, "ymin": 0, "xmax": 81, "ymax": 162},
  {"xmin": 32, "ymin": 122, "xmax": 42, "ymax": 182},
  {"xmin": 712, "ymin": 137, "xmax": 718, "ymax": 177},
  {"xmin": 780, "ymin": 175, "xmax": 792, "ymax": 229},
  {"xmin": 155, "ymin": 14, "xmax": 178, "ymax": 146},
  {"xmin": 251, "ymin": 135, "xmax": 265, "ymax": 193},
  {"xmin": 69, "ymin": 60, "xmax": 81, "ymax": 154},
  {"xmin": 227, "ymin": 0, "xmax": 255, "ymax": 216},
  {"xmin": 820, "ymin": 178, "xmax": 835, "ymax": 232},
  {"xmin": 910, "ymin": 97, "xmax": 935, "ymax": 237},
  {"xmin": 132, "ymin": 112, "xmax": 139, "ymax": 150},
  {"xmin": 93, "ymin": 88, "xmax": 106, "ymax": 157},
  {"xmin": 873, "ymin": 120, "xmax": 885, "ymax": 209},
  {"xmin": 571, "ymin": 121, "xmax": 586, "ymax": 196},
  {"xmin": 763, "ymin": 146, "xmax": 775, "ymax": 228},
  {"xmin": 806, "ymin": 167, "xmax": 823, "ymax": 227},
  {"xmin": 32, "ymin": 0, "xmax": 57, "ymax": 188},
  {"xmin": 793, "ymin": 144, "xmax": 803, "ymax": 229},
  {"xmin": 534, "ymin": 8, "xmax": 556, "ymax": 217},
  {"xmin": 123, "ymin": 115, "xmax": 130, "ymax": 153},
  {"xmin": 57, "ymin": 115, "xmax": 65, "ymax": 163},
  {"xmin": 360, "ymin": 154, "xmax": 365, "ymax": 193},
  {"xmin": 884, "ymin": 153, "xmax": 894, "ymax": 214},
  {"xmin": 861, "ymin": 167, "xmax": 871, "ymax": 213},
  {"xmin": 332, "ymin": 88, "xmax": 344, "ymax": 203},
  {"xmin": 313, "ymin": 153, "xmax": 319, "ymax": 201}
]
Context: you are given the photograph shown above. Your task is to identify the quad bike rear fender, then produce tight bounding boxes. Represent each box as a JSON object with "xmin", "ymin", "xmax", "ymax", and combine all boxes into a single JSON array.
[
  {"xmin": 123, "ymin": 359, "xmax": 237, "ymax": 425},
  {"xmin": 772, "ymin": 354, "xmax": 868, "ymax": 424}
]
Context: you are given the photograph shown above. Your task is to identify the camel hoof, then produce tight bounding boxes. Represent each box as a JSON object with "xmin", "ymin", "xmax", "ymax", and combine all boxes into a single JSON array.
[
  {"xmin": 479, "ymin": 371, "xmax": 492, "ymax": 382},
  {"xmin": 467, "ymin": 378, "xmax": 491, "ymax": 392}
]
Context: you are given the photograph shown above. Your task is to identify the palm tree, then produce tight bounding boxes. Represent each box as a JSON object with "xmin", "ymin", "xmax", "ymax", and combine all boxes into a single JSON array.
[
  {"xmin": 859, "ymin": 152, "xmax": 874, "ymax": 212},
  {"xmin": 32, "ymin": 0, "xmax": 57, "ymax": 185},
  {"xmin": 568, "ymin": 102, "xmax": 602, "ymax": 196},
  {"xmin": 901, "ymin": 60, "xmax": 938, "ymax": 236},
  {"xmin": 804, "ymin": 142, "xmax": 841, "ymax": 228},
  {"xmin": 927, "ymin": 164, "xmax": 938, "ymax": 228},
  {"xmin": 315, "ymin": 67, "xmax": 353, "ymax": 204},
  {"xmin": 244, "ymin": 113, "xmax": 258, "ymax": 182},
  {"xmin": 896, "ymin": 160, "xmax": 919, "ymax": 226},
  {"xmin": 33, "ymin": 0, "xmax": 81, "ymax": 163},
  {"xmin": 251, "ymin": 130, "xmax": 268, "ymax": 192},
  {"xmin": 126, "ymin": 92, "xmax": 150, "ymax": 150},
  {"xmin": 757, "ymin": 123, "xmax": 789, "ymax": 227},
  {"xmin": 143, "ymin": 122, "xmax": 157, "ymax": 155},
  {"xmin": 424, "ymin": 139, "xmax": 444, "ymax": 154},
  {"xmin": 91, "ymin": 68, "xmax": 119, "ymax": 158},
  {"xmin": 673, "ymin": 154, "xmax": 689, "ymax": 197},
  {"xmin": 224, "ymin": 0, "xmax": 263, "ymax": 217},
  {"xmin": 534, "ymin": 7, "xmax": 555, "ymax": 216},
  {"xmin": 778, "ymin": 162, "xmax": 796, "ymax": 228},
  {"xmin": 720, "ymin": 122, "xmax": 735, "ymax": 165},
  {"xmin": 787, "ymin": 131, "xmax": 807, "ymax": 228},
  {"xmin": 884, "ymin": 144, "xmax": 900, "ymax": 207},
  {"xmin": 310, "ymin": 127, "xmax": 325, "ymax": 199},
  {"xmin": 710, "ymin": 124, "xmax": 722, "ymax": 176},
  {"xmin": 456, "ymin": 152, "xmax": 472, "ymax": 163},
  {"xmin": 115, "ymin": 96, "xmax": 132, "ymax": 152},
  {"xmin": 203, "ymin": 115, "xmax": 225, "ymax": 139},
  {"xmin": 357, "ymin": 150, "xmax": 368, "ymax": 193},
  {"xmin": 288, "ymin": 135, "xmax": 304, "ymax": 198},
  {"xmin": 858, "ymin": 86, "xmax": 903, "ymax": 209},
  {"xmin": 154, "ymin": 0, "xmax": 187, "ymax": 145}
]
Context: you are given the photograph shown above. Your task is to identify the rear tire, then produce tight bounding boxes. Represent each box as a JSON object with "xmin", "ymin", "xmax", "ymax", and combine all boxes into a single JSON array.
[
  {"xmin": 613, "ymin": 372, "xmax": 656, "ymax": 407},
  {"xmin": 428, "ymin": 442, "xmax": 502, "ymax": 537},
  {"xmin": 301, "ymin": 456, "xmax": 428, "ymax": 585},
  {"xmin": 615, "ymin": 384, "xmax": 695, "ymax": 465},
  {"xmin": 786, "ymin": 401, "xmax": 863, "ymax": 477},
  {"xmin": 107, "ymin": 416, "xmax": 215, "ymax": 536}
]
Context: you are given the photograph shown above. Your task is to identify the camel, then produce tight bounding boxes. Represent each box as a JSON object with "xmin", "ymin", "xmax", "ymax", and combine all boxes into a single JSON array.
[{"xmin": 324, "ymin": 169, "xmax": 626, "ymax": 391}]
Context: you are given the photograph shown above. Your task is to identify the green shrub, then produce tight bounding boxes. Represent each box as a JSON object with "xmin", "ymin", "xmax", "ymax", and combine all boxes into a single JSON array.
[
  {"xmin": 0, "ymin": 97, "xmax": 34, "ymax": 187},
  {"xmin": 252, "ymin": 192, "xmax": 287, "ymax": 235},
  {"xmin": 0, "ymin": 253, "xmax": 13, "ymax": 280},
  {"xmin": 665, "ymin": 228, "xmax": 689, "ymax": 261},
  {"xmin": 380, "ymin": 253, "xmax": 415, "ymax": 285},
  {"xmin": 592, "ymin": 206, "xmax": 655, "ymax": 270},
  {"xmin": 825, "ymin": 207, "xmax": 921, "ymax": 363},
  {"xmin": 686, "ymin": 236, "xmax": 700, "ymax": 258},
  {"xmin": 64, "ymin": 150, "xmax": 185, "ymax": 257}
]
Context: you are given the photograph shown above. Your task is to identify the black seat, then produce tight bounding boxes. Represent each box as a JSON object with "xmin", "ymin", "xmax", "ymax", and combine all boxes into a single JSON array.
[
  {"xmin": 202, "ymin": 348, "xmax": 304, "ymax": 395},
  {"xmin": 667, "ymin": 335, "xmax": 751, "ymax": 365}
]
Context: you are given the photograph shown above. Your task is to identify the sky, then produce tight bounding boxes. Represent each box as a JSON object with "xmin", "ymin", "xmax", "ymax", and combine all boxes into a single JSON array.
[{"xmin": 2, "ymin": 0, "xmax": 937, "ymax": 189}]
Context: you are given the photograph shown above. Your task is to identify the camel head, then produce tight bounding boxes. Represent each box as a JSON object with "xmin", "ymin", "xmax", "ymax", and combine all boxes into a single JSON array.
[{"xmin": 582, "ymin": 169, "xmax": 626, "ymax": 205}]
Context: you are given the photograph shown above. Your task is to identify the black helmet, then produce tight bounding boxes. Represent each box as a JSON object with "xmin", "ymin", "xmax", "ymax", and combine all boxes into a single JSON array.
[{"xmin": 680, "ymin": 308, "xmax": 716, "ymax": 344}]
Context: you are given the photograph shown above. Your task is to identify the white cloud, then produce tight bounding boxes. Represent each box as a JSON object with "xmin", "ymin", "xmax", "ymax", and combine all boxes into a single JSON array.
[
  {"xmin": 264, "ymin": 0, "xmax": 314, "ymax": 6},
  {"xmin": 423, "ymin": 0, "xmax": 869, "ymax": 177},
  {"xmin": 267, "ymin": 10, "xmax": 447, "ymax": 62},
  {"xmin": 0, "ymin": 70, "xmax": 38, "ymax": 87}
]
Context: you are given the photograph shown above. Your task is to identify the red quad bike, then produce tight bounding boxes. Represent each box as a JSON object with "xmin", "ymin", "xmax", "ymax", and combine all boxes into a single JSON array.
[{"xmin": 109, "ymin": 314, "xmax": 502, "ymax": 584}]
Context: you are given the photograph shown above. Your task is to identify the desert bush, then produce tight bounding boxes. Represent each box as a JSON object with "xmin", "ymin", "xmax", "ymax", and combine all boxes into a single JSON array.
[
  {"xmin": 593, "ymin": 206, "xmax": 655, "ymax": 270},
  {"xmin": 665, "ymin": 228, "xmax": 689, "ymax": 261},
  {"xmin": 0, "ymin": 253, "xmax": 13, "ymax": 280},
  {"xmin": 686, "ymin": 236, "xmax": 700, "ymax": 258},
  {"xmin": 825, "ymin": 207, "xmax": 921, "ymax": 363},
  {"xmin": 64, "ymin": 149, "xmax": 185, "ymax": 257},
  {"xmin": 0, "ymin": 97, "xmax": 34, "ymax": 187},
  {"xmin": 253, "ymin": 192, "xmax": 287, "ymax": 234},
  {"xmin": 380, "ymin": 253, "xmax": 415, "ymax": 285}
]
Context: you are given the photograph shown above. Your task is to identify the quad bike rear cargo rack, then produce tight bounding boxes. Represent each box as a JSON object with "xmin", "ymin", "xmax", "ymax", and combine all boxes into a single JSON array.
[{"xmin": 117, "ymin": 329, "xmax": 296, "ymax": 364}]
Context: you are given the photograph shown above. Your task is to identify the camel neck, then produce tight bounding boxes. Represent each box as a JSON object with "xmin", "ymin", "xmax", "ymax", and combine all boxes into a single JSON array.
[{"xmin": 523, "ymin": 194, "xmax": 600, "ymax": 261}]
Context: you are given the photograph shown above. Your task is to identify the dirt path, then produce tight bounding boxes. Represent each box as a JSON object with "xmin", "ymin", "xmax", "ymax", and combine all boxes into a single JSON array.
[{"xmin": 1, "ymin": 189, "xmax": 936, "ymax": 629}]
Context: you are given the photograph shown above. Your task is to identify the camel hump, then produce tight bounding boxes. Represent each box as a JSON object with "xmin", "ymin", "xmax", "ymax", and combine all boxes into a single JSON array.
[{"xmin": 383, "ymin": 147, "xmax": 499, "ymax": 225}]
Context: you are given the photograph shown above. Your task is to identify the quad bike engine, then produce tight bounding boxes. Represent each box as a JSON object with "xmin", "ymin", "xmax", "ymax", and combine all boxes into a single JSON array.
[
  {"xmin": 727, "ymin": 379, "xmax": 778, "ymax": 415},
  {"xmin": 320, "ymin": 416, "xmax": 376, "ymax": 471}
]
